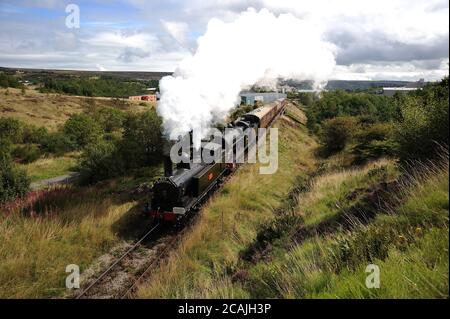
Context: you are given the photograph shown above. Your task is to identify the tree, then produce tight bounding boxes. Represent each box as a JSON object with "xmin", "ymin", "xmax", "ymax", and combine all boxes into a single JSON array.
[
  {"xmin": 95, "ymin": 107, "xmax": 125, "ymax": 133},
  {"xmin": 63, "ymin": 114, "xmax": 102, "ymax": 149},
  {"xmin": 394, "ymin": 77, "xmax": 449, "ymax": 161},
  {"xmin": 79, "ymin": 140, "xmax": 123, "ymax": 184},
  {"xmin": 319, "ymin": 117, "xmax": 358, "ymax": 155},
  {"xmin": 121, "ymin": 109, "xmax": 163, "ymax": 167}
]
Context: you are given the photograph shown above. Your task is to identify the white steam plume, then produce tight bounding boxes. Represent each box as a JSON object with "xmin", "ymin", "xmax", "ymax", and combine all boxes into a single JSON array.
[{"xmin": 157, "ymin": 8, "xmax": 336, "ymax": 147}]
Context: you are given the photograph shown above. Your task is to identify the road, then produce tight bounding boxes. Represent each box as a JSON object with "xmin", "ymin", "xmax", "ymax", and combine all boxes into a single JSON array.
[{"xmin": 30, "ymin": 172, "xmax": 80, "ymax": 190}]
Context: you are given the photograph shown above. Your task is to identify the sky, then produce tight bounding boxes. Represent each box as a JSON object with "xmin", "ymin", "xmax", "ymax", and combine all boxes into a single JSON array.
[{"xmin": 0, "ymin": 0, "xmax": 448, "ymax": 81}]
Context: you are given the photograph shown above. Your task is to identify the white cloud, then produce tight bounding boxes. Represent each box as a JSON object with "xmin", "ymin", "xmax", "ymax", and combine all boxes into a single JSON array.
[
  {"xmin": 161, "ymin": 20, "xmax": 189, "ymax": 44},
  {"xmin": 82, "ymin": 31, "xmax": 160, "ymax": 51}
]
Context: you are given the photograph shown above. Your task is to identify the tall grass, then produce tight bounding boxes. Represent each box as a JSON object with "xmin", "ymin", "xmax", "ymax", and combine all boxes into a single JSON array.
[
  {"xmin": 0, "ymin": 184, "xmax": 140, "ymax": 298},
  {"xmin": 243, "ymin": 152, "xmax": 449, "ymax": 298}
]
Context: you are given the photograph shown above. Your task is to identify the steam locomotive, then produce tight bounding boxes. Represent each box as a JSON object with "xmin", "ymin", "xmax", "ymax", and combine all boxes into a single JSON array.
[{"xmin": 145, "ymin": 99, "xmax": 286, "ymax": 222}]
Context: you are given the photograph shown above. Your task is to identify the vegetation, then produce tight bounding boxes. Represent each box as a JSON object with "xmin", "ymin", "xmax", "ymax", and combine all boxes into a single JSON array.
[
  {"xmin": 306, "ymin": 77, "xmax": 448, "ymax": 165},
  {"xmin": 394, "ymin": 78, "xmax": 449, "ymax": 160},
  {"xmin": 237, "ymin": 156, "xmax": 448, "ymax": 298},
  {"xmin": 0, "ymin": 86, "xmax": 163, "ymax": 196},
  {"xmin": 0, "ymin": 149, "xmax": 30, "ymax": 204},
  {"xmin": 21, "ymin": 153, "xmax": 79, "ymax": 182},
  {"xmin": 319, "ymin": 116, "xmax": 357, "ymax": 155},
  {"xmin": 0, "ymin": 72, "xmax": 22, "ymax": 89},
  {"xmin": 78, "ymin": 108, "xmax": 163, "ymax": 184},
  {"xmin": 39, "ymin": 76, "xmax": 158, "ymax": 98}
]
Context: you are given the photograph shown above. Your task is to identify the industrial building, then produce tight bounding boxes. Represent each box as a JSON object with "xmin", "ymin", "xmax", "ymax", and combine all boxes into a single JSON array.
[
  {"xmin": 129, "ymin": 94, "xmax": 157, "ymax": 102},
  {"xmin": 382, "ymin": 79, "xmax": 425, "ymax": 97},
  {"xmin": 239, "ymin": 92, "xmax": 287, "ymax": 105}
]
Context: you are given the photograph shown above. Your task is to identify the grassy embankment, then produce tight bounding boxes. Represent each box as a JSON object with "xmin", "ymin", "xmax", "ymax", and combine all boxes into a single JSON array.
[
  {"xmin": 0, "ymin": 166, "xmax": 162, "ymax": 298},
  {"xmin": 138, "ymin": 104, "xmax": 448, "ymax": 298}
]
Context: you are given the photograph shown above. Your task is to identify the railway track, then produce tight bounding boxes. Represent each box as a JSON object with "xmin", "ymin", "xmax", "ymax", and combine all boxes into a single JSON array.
[{"xmin": 75, "ymin": 222, "xmax": 167, "ymax": 299}]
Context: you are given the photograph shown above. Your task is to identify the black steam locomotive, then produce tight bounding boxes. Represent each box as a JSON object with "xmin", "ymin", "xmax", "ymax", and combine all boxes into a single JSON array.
[{"xmin": 145, "ymin": 99, "xmax": 286, "ymax": 222}]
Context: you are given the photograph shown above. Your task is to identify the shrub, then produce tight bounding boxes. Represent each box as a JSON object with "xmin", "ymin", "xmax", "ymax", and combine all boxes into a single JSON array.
[
  {"xmin": 0, "ymin": 72, "xmax": 22, "ymax": 88},
  {"xmin": 394, "ymin": 77, "xmax": 449, "ymax": 161},
  {"xmin": 121, "ymin": 109, "xmax": 163, "ymax": 167},
  {"xmin": 79, "ymin": 140, "xmax": 124, "ymax": 184},
  {"xmin": 94, "ymin": 107, "xmax": 125, "ymax": 133},
  {"xmin": 306, "ymin": 90, "xmax": 398, "ymax": 130},
  {"xmin": 21, "ymin": 125, "xmax": 49, "ymax": 144},
  {"xmin": 0, "ymin": 117, "xmax": 23, "ymax": 143},
  {"xmin": 319, "ymin": 117, "xmax": 358, "ymax": 155},
  {"xmin": 40, "ymin": 132, "xmax": 77, "ymax": 155},
  {"xmin": 352, "ymin": 123, "xmax": 397, "ymax": 164},
  {"xmin": 63, "ymin": 114, "xmax": 102, "ymax": 149},
  {"xmin": 11, "ymin": 144, "xmax": 42, "ymax": 164},
  {"xmin": 0, "ymin": 152, "xmax": 30, "ymax": 203}
]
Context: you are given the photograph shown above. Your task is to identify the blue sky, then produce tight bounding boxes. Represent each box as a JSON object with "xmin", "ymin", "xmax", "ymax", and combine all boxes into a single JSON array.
[{"xmin": 0, "ymin": 0, "xmax": 448, "ymax": 80}]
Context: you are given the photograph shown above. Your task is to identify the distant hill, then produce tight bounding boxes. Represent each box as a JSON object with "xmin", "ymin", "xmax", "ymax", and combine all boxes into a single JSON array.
[
  {"xmin": 281, "ymin": 79, "xmax": 416, "ymax": 91},
  {"xmin": 0, "ymin": 67, "xmax": 173, "ymax": 83},
  {"xmin": 2, "ymin": 66, "xmax": 420, "ymax": 92}
]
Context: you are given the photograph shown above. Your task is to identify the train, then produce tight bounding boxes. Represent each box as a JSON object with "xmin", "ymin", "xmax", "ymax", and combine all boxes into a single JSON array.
[{"xmin": 144, "ymin": 98, "xmax": 286, "ymax": 222}]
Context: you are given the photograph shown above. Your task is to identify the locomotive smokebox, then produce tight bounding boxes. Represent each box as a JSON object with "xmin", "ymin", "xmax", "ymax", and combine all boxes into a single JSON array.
[{"xmin": 163, "ymin": 139, "xmax": 175, "ymax": 177}]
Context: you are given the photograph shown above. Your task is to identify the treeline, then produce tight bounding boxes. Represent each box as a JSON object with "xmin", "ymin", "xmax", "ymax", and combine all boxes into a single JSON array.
[
  {"xmin": 1, "ymin": 106, "xmax": 163, "ymax": 203},
  {"xmin": 39, "ymin": 77, "xmax": 159, "ymax": 98},
  {"xmin": 305, "ymin": 77, "xmax": 449, "ymax": 163},
  {"xmin": 0, "ymin": 72, "xmax": 23, "ymax": 89}
]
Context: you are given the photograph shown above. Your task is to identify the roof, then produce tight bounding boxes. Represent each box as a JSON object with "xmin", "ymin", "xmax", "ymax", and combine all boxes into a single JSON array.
[
  {"xmin": 382, "ymin": 87, "xmax": 418, "ymax": 91},
  {"xmin": 244, "ymin": 105, "xmax": 274, "ymax": 121}
]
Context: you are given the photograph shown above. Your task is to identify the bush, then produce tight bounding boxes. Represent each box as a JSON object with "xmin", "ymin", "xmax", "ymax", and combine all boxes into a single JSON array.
[
  {"xmin": 121, "ymin": 109, "xmax": 163, "ymax": 167},
  {"xmin": 94, "ymin": 107, "xmax": 125, "ymax": 133},
  {"xmin": 79, "ymin": 140, "xmax": 124, "ymax": 184},
  {"xmin": 352, "ymin": 123, "xmax": 397, "ymax": 164},
  {"xmin": 394, "ymin": 77, "xmax": 449, "ymax": 161},
  {"xmin": 40, "ymin": 132, "xmax": 77, "ymax": 155},
  {"xmin": 63, "ymin": 114, "xmax": 102, "ymax": 149},
  {"xmin": 11, "ymin": 144, "xmax": 42, "ymax": 164},
  {"xmin": 0, "ymin": 152, "xmax": 30, "ymax": 203},
  {"xmin": 21, "ymin": 125, "xmax": 49, "ymax": 144},
  {"xmin": 0, "ymin": 117, "xmax": 23, "ymax": 143},
  {"xmin": 306, "ymin": 90, "xmax": 398, "ymax": 131},
  {"xmin": 319, "ymin": 117, "xmax": 358, "ymax": 155},
  {"xmin": 0, "ymin": 72, "xmax": 22, "ymax": 88}
]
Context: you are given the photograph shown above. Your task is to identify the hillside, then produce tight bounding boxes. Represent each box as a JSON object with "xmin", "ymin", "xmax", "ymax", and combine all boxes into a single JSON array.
[{"xmin": 0, "ymin": 88, "xmax": 151, "ymax": 130}]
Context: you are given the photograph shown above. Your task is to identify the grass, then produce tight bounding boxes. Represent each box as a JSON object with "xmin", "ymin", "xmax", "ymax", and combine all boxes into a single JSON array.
[
  {"xmin": 298, "ymin": 159, "xmax": 399, "ymax": 226},
  {"xmin": 137, "ymin": 105, "xmax": 318, "ymax": 298},
  {"xmin": 0, "ymin": 87, "xmax": 149, "ymax": 130},
  {"xmin": 0, "ymin": 169, "xmax": 159, "ymax": 298},
  {"xmin": 240, "ymin": 155, "xmax": 449, "ymax": 299},
  {"xmin": 20, "ymin": 152, "xmax": 80, "ymax": 182}
]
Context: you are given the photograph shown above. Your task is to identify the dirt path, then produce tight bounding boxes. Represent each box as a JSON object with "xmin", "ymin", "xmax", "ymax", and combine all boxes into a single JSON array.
[{"xmin": 30, "ymin": 172, "xmax": 79, "ymax": 190}]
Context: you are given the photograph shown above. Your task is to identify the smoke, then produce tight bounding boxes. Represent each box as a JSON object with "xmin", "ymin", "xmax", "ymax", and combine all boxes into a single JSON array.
[{"xmin": 157, "ymin": 8, "xmax": 336, "ymax": 147}]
